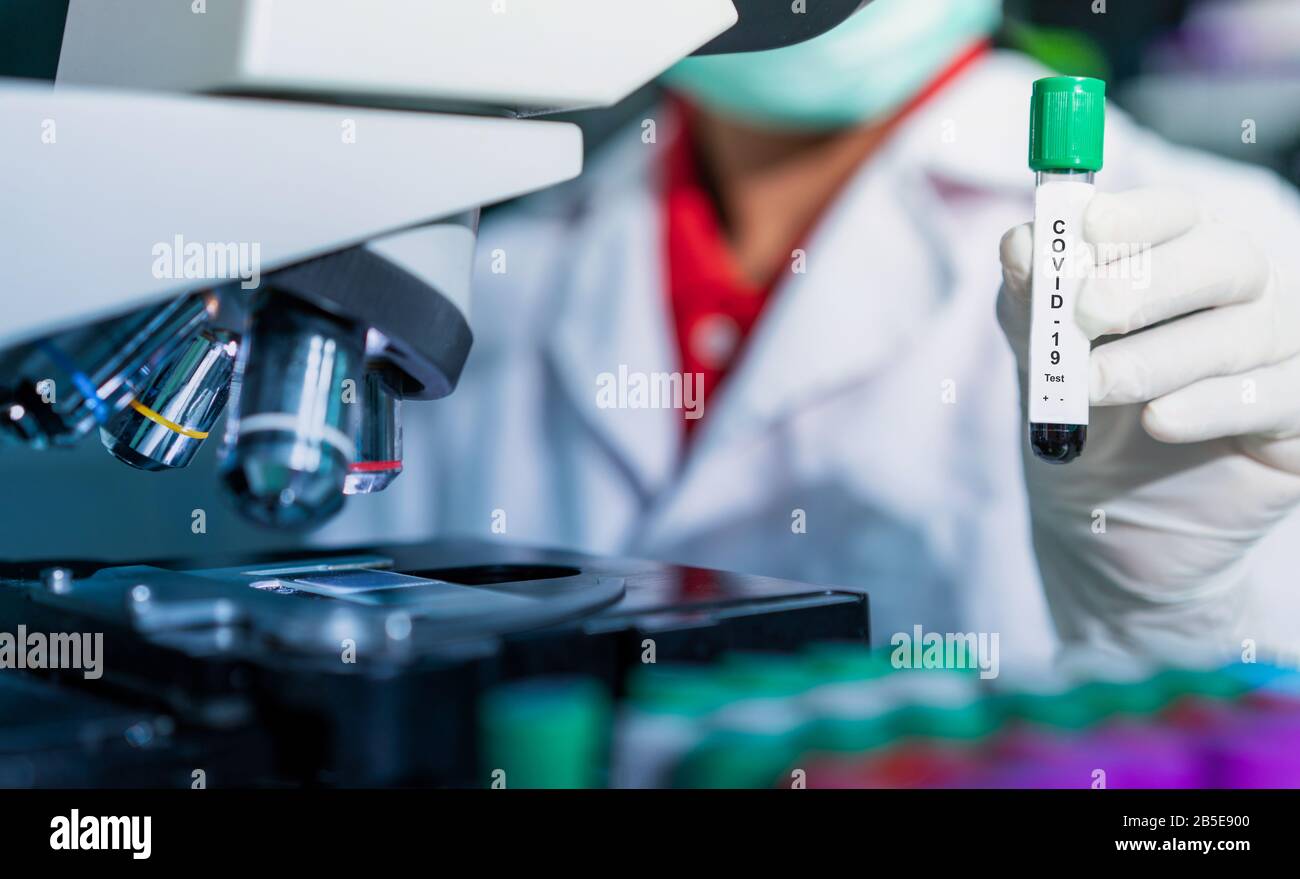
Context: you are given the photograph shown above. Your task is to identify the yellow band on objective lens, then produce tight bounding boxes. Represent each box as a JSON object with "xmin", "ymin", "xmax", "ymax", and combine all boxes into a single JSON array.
[{"xmin": 129, "ymin": 399, "xmax": 209, "ymax": 439}]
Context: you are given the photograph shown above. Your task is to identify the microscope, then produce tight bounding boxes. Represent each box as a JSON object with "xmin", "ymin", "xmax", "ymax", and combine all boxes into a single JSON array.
[
  {"xmin": 0, "ymin": 1, "xmax": 872, "ymax": 787},
  {"xmin": 0, "ymin": 0, "xmax": 869, "ymax": 528}
]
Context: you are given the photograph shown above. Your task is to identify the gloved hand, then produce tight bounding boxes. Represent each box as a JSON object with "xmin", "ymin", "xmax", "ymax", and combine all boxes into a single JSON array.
[{"xmin": 997, "ymin": 186, "xmax": 1300, "ymax": 662}]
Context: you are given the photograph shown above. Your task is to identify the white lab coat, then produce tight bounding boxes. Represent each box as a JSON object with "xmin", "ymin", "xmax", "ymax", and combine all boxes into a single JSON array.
[{"xmin": 321, "ymin": 52, "xmax": 1300, "ymax": 668}]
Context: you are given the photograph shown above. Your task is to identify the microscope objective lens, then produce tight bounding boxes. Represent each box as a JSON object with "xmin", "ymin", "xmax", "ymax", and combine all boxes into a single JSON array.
[
  {"xmin": 220, "ymin": 295, "xmax": 364, "ymax": 528},
  {"xmin": 101, "ymin": 329, "xmax": 238, "ymax": 471},
  {"xmin": 344, "ymin": 366, "xmax": 404, "ymax": 495},
  {"xmin": 0, "ymin": 294, "xmax": 211, "ymax": 448}
]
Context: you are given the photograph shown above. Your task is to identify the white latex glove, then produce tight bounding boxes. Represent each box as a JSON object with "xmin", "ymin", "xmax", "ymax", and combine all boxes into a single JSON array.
[{"xmin": 998, "ymin": 186, "xmax": 1300, "ymax": 662}]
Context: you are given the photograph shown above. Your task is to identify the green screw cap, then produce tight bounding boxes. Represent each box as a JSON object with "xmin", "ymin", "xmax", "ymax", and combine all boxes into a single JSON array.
[
  {"xmin": 803, "ymin": 642, "xmax": 895, "ymax": 683},
  {"xmin": 718, "ymin": 651, "xmax": 816, "ymax": 698},
  {"xmin": 1001, "ymin": 685, "xmax": 1105, "ymax": 731},
  {"xmin": 675, "ymin": 730, "xmax": 805, "ymax": 789},
  {"xmin": 1160, "ymin": 666, "xmax": 1253, "ymax": 701},
  {"xmin": 1079, "ymin": 676, "xmax": 1172, "ymax": 717},
  {"xmin": 479, "ymin": 676, "xmax": 609, "ymax": 789},
  {"xmin": 902, "ymin": 701, "xmax": 1000, "ymax": 742},
  {"xmin": 807, "ymin": 711, "xmax": 897, "ymax": 755},
  {"xmin": 1029, "ymin": 75, "xmax": 1106, "ymax": 172},
  {"xmin": 627, "ymin": 664, "xmax": 731, "ymax": 716}
]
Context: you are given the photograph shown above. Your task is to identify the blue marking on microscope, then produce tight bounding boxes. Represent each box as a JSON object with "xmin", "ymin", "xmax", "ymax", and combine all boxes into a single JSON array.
[{"xmin": 37, "ymin": 340, "xmax": 112, "ymax": 425}]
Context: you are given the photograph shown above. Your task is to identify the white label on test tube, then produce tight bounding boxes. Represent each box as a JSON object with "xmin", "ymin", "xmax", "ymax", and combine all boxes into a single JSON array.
[{"xmin": 1028, "ymin": 179, "xmax": 1093, "ymax": 426}]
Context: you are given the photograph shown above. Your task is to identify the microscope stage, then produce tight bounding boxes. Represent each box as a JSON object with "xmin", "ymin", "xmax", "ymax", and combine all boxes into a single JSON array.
[{"xmin": 0, "ymin": 540, "xmax": 868, "ymax": 785}]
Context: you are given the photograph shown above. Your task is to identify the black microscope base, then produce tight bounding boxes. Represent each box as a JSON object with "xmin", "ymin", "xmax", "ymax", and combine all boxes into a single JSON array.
[{"xmin": 0, "ymin": 540, "xmax": 868, "ymax": 787}]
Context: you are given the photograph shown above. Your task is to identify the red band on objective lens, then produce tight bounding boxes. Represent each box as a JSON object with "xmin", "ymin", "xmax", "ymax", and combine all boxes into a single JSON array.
[{"xmin": 348, "ymin": 460, "xmax": 403, "ymax": 473}]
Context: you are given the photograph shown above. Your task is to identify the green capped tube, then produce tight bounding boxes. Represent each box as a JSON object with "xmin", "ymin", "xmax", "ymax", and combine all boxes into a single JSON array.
[{"xmin": 1026, "ymin": 75, "xmax": 1106, "ymax": 464}]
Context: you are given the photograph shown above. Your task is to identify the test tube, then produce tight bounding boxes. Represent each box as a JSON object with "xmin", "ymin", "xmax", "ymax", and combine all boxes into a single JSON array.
[
  {"xmin": 612, "ymin": 665, "xmax": 731, "ymax": 789},
  {"xmin": 1026, "ymin": 76, "xmax": 1106, "ymax": 463}
]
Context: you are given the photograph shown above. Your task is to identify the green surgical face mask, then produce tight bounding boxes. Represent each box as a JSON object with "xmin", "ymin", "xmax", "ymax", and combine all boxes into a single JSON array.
[{"xmin": 660, "ymin": 0, "xmax": 1002, "ymax": 130}]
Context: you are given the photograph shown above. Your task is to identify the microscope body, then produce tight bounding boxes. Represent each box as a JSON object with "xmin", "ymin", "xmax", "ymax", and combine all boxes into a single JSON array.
[
  {"xmin": 1, "ymin": 0, "xmax": 871, "ymax": 529},
  {"xmin": 0, "ymin": 0, "xmax": 740, "ymax": 526}
]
